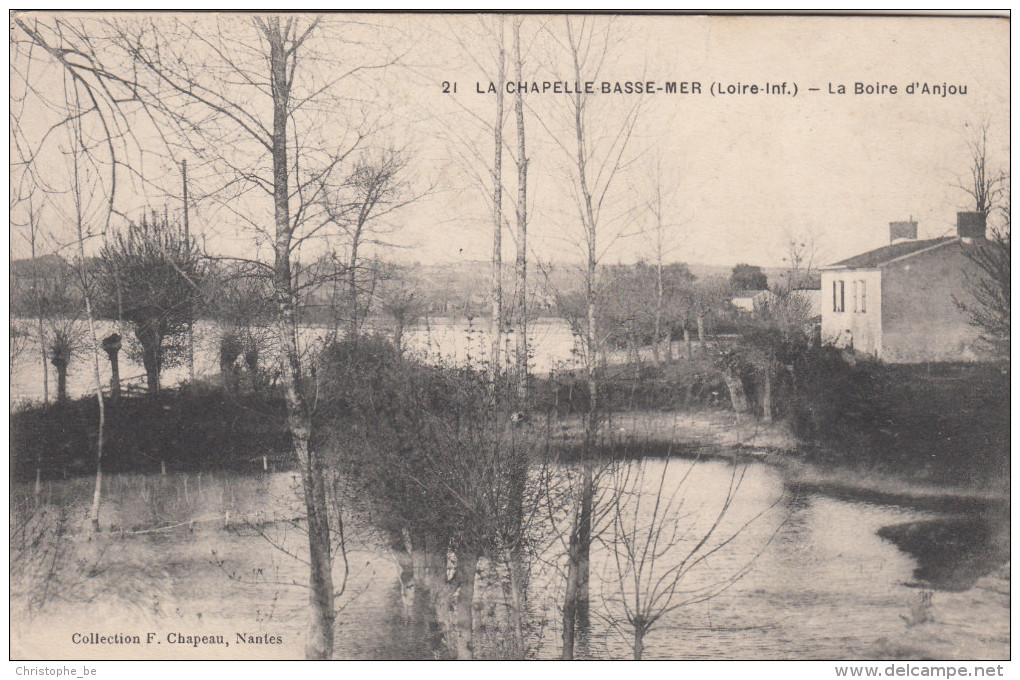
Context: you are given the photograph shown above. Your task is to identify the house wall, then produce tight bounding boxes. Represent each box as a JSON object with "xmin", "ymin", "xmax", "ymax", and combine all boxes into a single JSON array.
[
  {"xmin": 820, "ymin": 269, "xmax": 882, "ymax": 357},
  {"xmin": 880, "ymin": 241, "xmax": 983, "ymax": 363}
]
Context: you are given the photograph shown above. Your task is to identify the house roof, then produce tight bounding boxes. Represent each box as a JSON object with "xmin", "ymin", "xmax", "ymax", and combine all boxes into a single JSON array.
[{"xmin": 825, "ymin": 237, "xmax": 956, "ymax": 270}]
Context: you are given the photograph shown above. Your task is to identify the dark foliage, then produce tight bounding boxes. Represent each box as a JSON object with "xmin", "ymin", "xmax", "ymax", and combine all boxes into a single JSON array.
[
  {"xmin": 534, "ymin": 360, "xmax": 731, "ymax": 416},
  {"xmin": 787, "ymin": 352, "xmax": 1010, "ymax": 487},
  {"xmin": 958, "ymin": 227, "xmax": 1010, "ymax": 358},
  {"xmin": 314, "ymin": 334, "xmax": 532, "ymax": 554},
  {"xmin": 730, "ymin": 263, "xmax": 768, "ymax": 291},
  {"xmin": 10, "ymin": 385, "xmax": 291, "ymax": 480}
]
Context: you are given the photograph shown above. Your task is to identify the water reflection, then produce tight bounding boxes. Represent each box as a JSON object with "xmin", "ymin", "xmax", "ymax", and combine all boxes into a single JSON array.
[
  {"xmin": 11, "ymin": 460, "xmax": 1007, "ymax": 660},
  {"xmin": 334, "ymin": 459, "xmax": 1004, "ymax": 660}
]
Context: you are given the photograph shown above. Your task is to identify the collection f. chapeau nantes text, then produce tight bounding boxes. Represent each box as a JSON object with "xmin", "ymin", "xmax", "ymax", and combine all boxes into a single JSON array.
[
  {"xmin": 446, "ymin": 80, "xmax": 968, "ymax": 97},
  {"xmin": 70, "ymin": 632, "xmax": 282, "ymax": 648}
]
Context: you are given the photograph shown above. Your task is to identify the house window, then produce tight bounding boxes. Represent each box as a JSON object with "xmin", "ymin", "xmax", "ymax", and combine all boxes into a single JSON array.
[
  {"xmin": 852, "ymin": 281, "xmax": 858, "ymax": 312},
  {"xmin": 832, "ymin": 280, "xmax": 845, "ymax": 312},
  {"xmin": 859, "ymin": 280, "xmax": 866, "ymax": 313}
]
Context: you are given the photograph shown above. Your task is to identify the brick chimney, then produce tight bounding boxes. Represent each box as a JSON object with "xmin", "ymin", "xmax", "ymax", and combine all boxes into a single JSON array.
[
  {"xmin": 889, "ymin": 220, "xmax": 918, "ymax": 243},
  {"xmin": 957, "ymin": 212, "xmax": 986, "ymax": 239}
]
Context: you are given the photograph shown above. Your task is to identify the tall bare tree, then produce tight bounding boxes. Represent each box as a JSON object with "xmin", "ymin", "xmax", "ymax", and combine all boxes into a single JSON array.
[
  {"xmin": 104, "ymin": 15, "xmax": 402, "ymax": 658},
  {"xmin": 490, "ymin": 18, "xmax": 507, "ymax": 388},
  {"xmin": 319, "ymin": 148, "xmax": 415, "ymax": 335},
  {"xmin": 21, "ymin": 196, "xmax": 52, "ymax": 406},
  {"xmin": 64, "ymin": 94, "xmax": 107, "ymax": 535},
  {"xmin": 956, "ymin": 120, "xmax": 1006, "ymax": 216},
  {"xmin": 512, "ymin": 17, "xmax": 530, "ymax": 400},
  {"xmin": 602, "ymin": 454, "xmax": 780, "ymax": 659},
  {"xmin": 542, "ymin": 16, "xmax": 643, "ymax": 659},
  {"xmin": 640, "ymin": 161, "xmax": 689, "ymax": 365}
]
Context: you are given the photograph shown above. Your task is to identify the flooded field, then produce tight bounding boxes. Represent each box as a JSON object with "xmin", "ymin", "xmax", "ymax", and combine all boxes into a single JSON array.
[
  {"xmin": 10, "ymin": 317, "xmax": 584, "ymax": 406},
  {"xmin": 10, "ymin": 459, "xmax": 1009, "ymax": 660}
]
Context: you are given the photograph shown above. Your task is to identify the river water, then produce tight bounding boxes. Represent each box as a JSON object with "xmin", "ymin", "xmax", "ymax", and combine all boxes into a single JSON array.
[
  {"xmin": 10, "ymin": 317, "xmax": 583, "ymax": 405},
  {"xmin": 10, "ymin": 458, "xmax": 1009, "ymax": 660}
]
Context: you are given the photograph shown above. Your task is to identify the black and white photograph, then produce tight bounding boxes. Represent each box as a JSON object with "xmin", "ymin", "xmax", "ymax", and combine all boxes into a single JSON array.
[{"xmin": 8, "ymin": 11, "xmax": 1010, "ymax": 667}]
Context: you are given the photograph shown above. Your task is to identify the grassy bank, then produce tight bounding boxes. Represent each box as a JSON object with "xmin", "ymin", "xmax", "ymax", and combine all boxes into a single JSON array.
[
  {"xmin": 11, "ymin": 358, "xmax": 1008, "ymax": 500},
  {"xmin": 790, "ymin": 360, "xmax": 1010, "ymax": 495},
  {"xmin": 535, "ymin": 356, "xmax": 1009, "ymax": 501}
]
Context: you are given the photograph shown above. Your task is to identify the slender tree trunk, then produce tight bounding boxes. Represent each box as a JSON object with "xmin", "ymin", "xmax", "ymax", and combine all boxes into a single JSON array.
[
  {"xmin": 103, "ymin": 334, "xmax": 121, "ymax": 403},
  {"xmin": 265, "ymin": 20, "xmax": 334, "ymax": 660},
  {"xmin": 38, "ymin": 319, "xmax": 49, "ymax": 405},
  {"xmin": 761, "ymin": 364, "xmax": 774, "ymax": 424},
  {"xmin": 85, "ymin": 310, "xmax": 104, "ymax": 535},
  {"xmin": 561, "ymin": 528, "xmax": 579, "ymax": 660},
  {"xmin": 684, "ymin": 327, "xmax": 692, "ymax": 359},
  {"xmin": 634, "ymin": 627, "xmax": 645, "ymax": 660},
  {"xmin": 54, "ymin": 361, "xmax": 68, "ymax": 403},
  {"xmin": 29, "ymin": 218, "xmax": 50, "ymax": 407},
  {"xmin": 393, "ymin": 320, "xmax": 405, "ymax": 355},
  {"xmin": 138, "ymin": 325, "xmax": 162, "ymax": 396},
  {"xmin": 489, "ymin": 19, "xmax": 506, "ymax": 390},
  {"xmin": 721, "ymin": 366, "xmax": 749, "ymax": 414},
  {"xmin": 562, "ymin": 22, "xmax": 600, "ymax": 661},
  {"xmin": 454, "ymin": 546, "xmax": 479, "ymax": 660},
  {"xmin": 348, "ymin": 235, "xmax": 361, "ymax": 337},
  {"xmin": 513, "ymin": 19, "xmax": 529, "ymax": 403},
  {"xmin": 697, "ymin": 314, "xmax": 706, "ymax": 352},
  {"xmin": 576, "ymin": 462, "xmax": 593, "ymax": 649},
  {"xmin": 506, "ymin": 549, "xmax": 527, "ymax": 657},
  {"xmin": 182, "ymin": 159, "xmax": 195, "ymax": 382},
  {"xmin": 653, "ymin": 266, "xmax": 663, "ymax": 367},
  {"xmin": 70, "ymin": 131, "xmax": 105, "ymax": 535},
  {"xmin": 108, "ymin": 350, "xmax": 120, "ymax": 402}
]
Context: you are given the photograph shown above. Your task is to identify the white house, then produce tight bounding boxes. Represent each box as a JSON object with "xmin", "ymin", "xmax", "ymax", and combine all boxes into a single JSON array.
[{"xmin": 820, "ymin": 214, "xmax": 990, "ymax": 363}]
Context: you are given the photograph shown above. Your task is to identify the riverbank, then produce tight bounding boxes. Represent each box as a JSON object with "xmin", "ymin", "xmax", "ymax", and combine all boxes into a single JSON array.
[
  {"xmin": 546, "ymin": 405, "xmax": 1009, "ymax": 508},
  {"xmin": 548, "ymin": 405, "xmax": 1010, "ymax": 661}
]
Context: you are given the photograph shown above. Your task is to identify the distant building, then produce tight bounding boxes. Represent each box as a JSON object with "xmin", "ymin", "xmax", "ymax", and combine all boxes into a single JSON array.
[
  {"xmin": 730, "ymin": 287, "xmax": 821, "ymax": 318},
  {"xmin": 730, "ymin": 290, "xmax": 764, "ymax": 312},
  {"xmin": 820, "ymin": 213, "xmax": 989, "ymax": 363}
]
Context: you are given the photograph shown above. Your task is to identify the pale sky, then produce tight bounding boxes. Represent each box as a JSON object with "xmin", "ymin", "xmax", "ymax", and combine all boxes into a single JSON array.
[{"xmin": 10, "ymin": 13, "xmax": 1010, "ymax": 271}]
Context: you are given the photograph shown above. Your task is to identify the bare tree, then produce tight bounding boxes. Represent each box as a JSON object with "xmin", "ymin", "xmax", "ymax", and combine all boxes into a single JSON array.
[
  {"xmin": 105, "ymin": 15, "xmax": 403, "ymax": 658},
  {"xmin": 490, "ymin": 18, "xmax": 507, "ymax": 390},
  {"xmin": 96, "ymin": 210, "xmax": 204, "ymax": 395},
  {"xmin": 46, "ymin": 319, "xmax": 86, "ymax": 404},
  {"xmin": 779, "ymin": 229, "xmax": 820, "ymax": 293},
  {"xmin": 17, "ymin": 196, "xmax": 52, "ymax": 405},
  {"xmin": 601, "ymin": 454, "xmax": 780, "ymax": 659},
  {"xmin": 640, "ymin": 161, "xmax": 689, "ymax": 365},
  {"xmin": 11, "ymin": 15, "xmax": 143, "ymax": 535},
  {"xmin": 319, "ymin": 148, "xmax": 415, "ymax": 335},
  {"xmin": 512, "ymin": 17, "xmax": 530, "ymax": 400},
  {"xmin": 543, "ymin": 16, "xmax": 642, "ymax": 658},
  {"xmin": 435, "ymin": 17, "xmax": 513, "ymax": 389},
  {"xmin": 64, "ymin": 96, "xmax": 107, "ymax": 535},
  {"xmin": 954, "ymin": 121, "xmax": 1010, "ymax": 358},
  {"xmin": 956, "ymin": 120, "xmax": 1006, "ymax": 216},
  {"xmin": 379, "ymin": 284, "xmax": 424, "ymax": 355}
]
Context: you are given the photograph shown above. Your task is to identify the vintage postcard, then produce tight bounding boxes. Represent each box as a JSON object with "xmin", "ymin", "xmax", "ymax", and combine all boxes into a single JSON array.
[{"xmin": 9, "ymin": 12, "xmax": 1009, "ymax": 665}]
